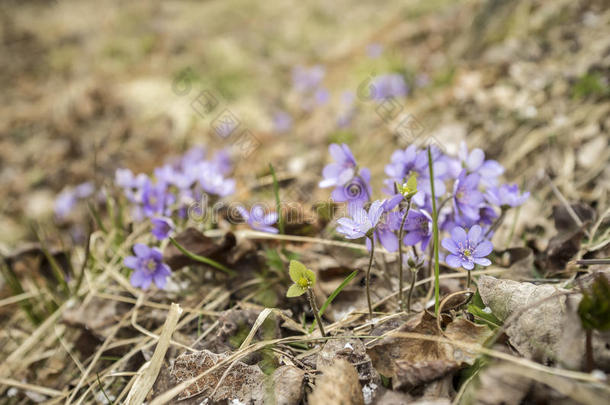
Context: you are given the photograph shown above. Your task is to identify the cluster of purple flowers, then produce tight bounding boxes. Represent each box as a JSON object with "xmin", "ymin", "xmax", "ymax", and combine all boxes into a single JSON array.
[
  {"xmin": 322, "ymin": 142, "xmax": 529, "ymax": 270},
  {"xmin": 115, "ymin": 146, "xmax": 235, "ymax": 223},
  {"xmin": 115, "ymin": 146, "xmax": 236, "ymax": 290},
  {"xmin": 292, "ymin": 65, "xmax": 330, "ymax": 111}
]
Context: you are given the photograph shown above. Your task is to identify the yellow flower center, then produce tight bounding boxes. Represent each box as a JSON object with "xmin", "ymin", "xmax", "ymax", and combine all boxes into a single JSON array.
[
  {"xmin": 147, "ymin": 260, "xmax": 156, "ymax": 272},
  {"xmin": 463, "ymin": 249, "xmax": 471, "ymax": 257},
  {"xmin": 297, "ymin": 277, "xmax": 310, "ymax": 288}
]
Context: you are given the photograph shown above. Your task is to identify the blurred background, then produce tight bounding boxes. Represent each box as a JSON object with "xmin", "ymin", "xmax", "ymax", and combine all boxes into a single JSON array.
[{"xmin": 0, "ymin": 0, "xmax": 608, "ymax": 248}]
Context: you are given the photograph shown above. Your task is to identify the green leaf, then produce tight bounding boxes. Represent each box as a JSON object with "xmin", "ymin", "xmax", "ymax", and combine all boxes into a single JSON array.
[
  {"xmin": 286, "ymin": 283, "xmax": 307, "ymax": 297},
  {"xmin": 578, "ymin": 274, "xmax": 610, "ymax": 331},
  {"xmin": 288, "ymin": 260, "xmax": 315, "ymax": 286},
  {"xmin": 406, "ymin": 172, "xmax": 417, "ymax": 191}
]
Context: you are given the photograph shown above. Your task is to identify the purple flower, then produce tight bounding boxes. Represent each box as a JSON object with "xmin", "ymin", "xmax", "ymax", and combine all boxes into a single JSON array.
[
  {"xmin": 273, "ymin": 111, "xmax": 293, "ymax": 133},
  {"xmin": 331, "ymin": 168, "xmax": 372, "ymax": 209},
  {"xmin": 336, "ymin": 200, "xmax": 384, "ymax": 239},
  {"xmin": 384, "ymin": 145, "xmax": 446, "ymax": 207},
  {"xmin": 124, "ymin": 244, "xmax": 172, "ymax": 289},
  {"xmin": 74, "ymin": 182, "xmax": 94, "ymax": 198},
  {"xmin": 142, "ymin": 180, "xmax": 175, "ymax": 217},
  {"xmin": 292, "ymin": 65, "xmax": 325, "ymax": 92},
  {"xmin": 366, "ymin": 43, "xmax": 383, "ymax": 59},
  {"xmin": 442, "ymin": 225, "xmax": 493, "ymax": 270},
  {"xmin": 319, "ymin": 143, "xmax": 358, "ymax": 188},
  {"xmin": 402, "ymin": 210, "xmax": 433, "ymax": 250},
  {"xmin": 485, "ymin": 184, "xmax": 529, "ymax": 208},
  {"xmin": 54, "ymin": 190, "xmax": 77, "ymax": 219},
  {"xmin": 151, "ymin": 216, "xmax": 175, "ymax": 240},
  {"xmin": 236, "ymin": 205, "xmax": 278, "ymax": 234},
  {"xmin": 368, "ymin": 209, "xmax": 401, "ymax": 252},
  {"xmin": 453, "ymin": 170, "xmax": 483, "ymax": 222},
  {"xmin": 450, "ymin": 142, "xmax": 504, "ymax": 186},
  {"xmin": 370, "ymin": 73, "xmax": 408, "ymax": 100}
]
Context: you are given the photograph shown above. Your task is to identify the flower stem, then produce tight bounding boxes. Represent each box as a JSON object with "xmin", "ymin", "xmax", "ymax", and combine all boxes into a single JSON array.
[
  {"xmin": 427, "ymin": 146, "xmax": 440, "ymax": 317},
  {"xmin": 366, "ymin": 236, "xmax": 375, "ymax": 322},
  {"xmin": 407, "ymin": 267, "xmax": 418, "ymax": 313},
  {"xmin": 397, "ymin": 200, "xmax": 412, "ymax": 311},
  {"xmin": 306, "ymin": 288, "xmax": 326, "ymax": 337},
  {"xmin": 485, "ymin": 208, "xmax": 507, "ymax": 238},
  {"xmin": 467, "ymin": 270, "xmax": 471, "ymax": 289}
]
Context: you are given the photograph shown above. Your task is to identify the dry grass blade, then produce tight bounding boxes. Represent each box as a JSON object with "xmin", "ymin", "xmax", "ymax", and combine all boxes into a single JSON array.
[{"xmin": 125, "ymin": 303, "xmax": 183, "ymax": 405}]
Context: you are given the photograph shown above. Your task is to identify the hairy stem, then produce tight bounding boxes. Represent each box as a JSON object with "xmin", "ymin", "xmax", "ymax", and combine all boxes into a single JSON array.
[
  {"xmin": 397, "ymin": 200, "xmax": 412, "ymax": 311},
  {"xmin": 366, "ymin": 236, "xmax": 375, "ymax": 322},
  {"xmin": 307, "ymin": 288, "xmax": 326, "ymax": 337},
  {"xmin": 407, "ymin": 267, "xmax": 418, "ymax": 313},
  {"xmin": 485, "ymin": 208, "xmax": 507, "ymax": 238}
]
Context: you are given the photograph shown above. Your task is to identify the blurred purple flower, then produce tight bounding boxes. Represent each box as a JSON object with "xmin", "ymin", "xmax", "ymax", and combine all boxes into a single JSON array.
[
  {"xmin": 319, "ymin": 143, "xmax": 358, "ymax": 188},
  {"xmin": 142, "ymin": 180, "xmax": 174, "ymax": 217},
  {"xmin": 402, "ymin": 209, "xmax": 433, "ymax": 250},
  {"xmin": 151, "ymin": 216, "xmax": 175, "ymax": 240},
  {"xmin": 336, "ymin": 200, "xmax": 384, "ymax": 239},
  {"xmin": 452, "ymin": 170, "xmax": 483, "ymax": 222},
  {"xmin": 273, "ymin": 111, "xmax": 293, "ymax": 133},
  {"xmin": 292, "ymin": 65, "xmax": 325, "ymax": 92},
  {"xmin": 54, "ymin": 191, "xmax": 77, "ymax": 219},
  {"xmin": 366, "ymin": 43, "xmax": 383, "ymax": 59},
  {"xmin": 442, "ymin": 225, "xmax": 493, "ymax": 270},
  {"xmin": 74, "ymin": 182, "xmax": 94, "ymax": 198},
  {"xmin": 485, "ymin": 184, "xmax": 529, "ymax": 208},
  {"xmin": 370, "ymin": 73, "xmax": 408, "ymax": 100},
  {"xmin": 124, "ymin": 243, "xmax": 172, "ymax": 289},
  {"xmin": 236, "ymin": 205, "xmax": 278, "ymax": 234}
]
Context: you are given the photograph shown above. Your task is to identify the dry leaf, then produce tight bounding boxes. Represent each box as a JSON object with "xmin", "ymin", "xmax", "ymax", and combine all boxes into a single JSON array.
[
  {"xmin": 317, "ymin": 338, "xmax": 379, "ymax": 385},
  {"xmin": 309, "ymin": 359, "xmax": 364, "ymax": 405},
  {"xmin": 270, "ymin": 365, "xmax": 306, "ymax": 405},
  {"xmin": 164, "ymin": 228, "xmax": 235, "ymax": 270},
  {"xmin": 367, "ymin": 312, "xmax": 491, "ymax": 391},
  {"xmin": 478, "ymin": 275, "xmax": 610, "ymax": 369},
  {"xmin": 170, "ymin": 349, "xmax": 266, "ymax": 402}
]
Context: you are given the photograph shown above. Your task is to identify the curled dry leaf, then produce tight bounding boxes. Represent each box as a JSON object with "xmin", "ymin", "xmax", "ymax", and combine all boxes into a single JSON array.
[
  {"xmin": 164, "ymin": 227, "xmax": 236, "ymax": 270},
  {"xmin": 271, "ymin": 365, "xmax": 306, "ymax": 405},
  {"xmin": 478, "ymin": 275, "xmax": 610, "ymax": 369},
  {"xmin": 367, "ymin": 312, "xmax": 492, "ymax": 391},
  {"xmin": 317, "ymin": 338, "xmax": 379, "ymax": 385},
  {"xmin": 170, "ymin": 349, "xmax": 266, "ymax": 402},
  {"xmin": 309, "ymin": 359, "xmax": 364, "ymax": 405}
]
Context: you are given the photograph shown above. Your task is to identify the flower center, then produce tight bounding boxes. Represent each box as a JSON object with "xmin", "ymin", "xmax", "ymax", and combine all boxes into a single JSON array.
[
  {"xmin": 463, "ymin": 249, "xmax": 472, "ymax": 257},
  {"xmin": 146, "ymin": 260, "xmax": 157, "ymax": 273},
  {"xmin": 297, "ymin": 277, "xmax": 310, "ymax": 289}
]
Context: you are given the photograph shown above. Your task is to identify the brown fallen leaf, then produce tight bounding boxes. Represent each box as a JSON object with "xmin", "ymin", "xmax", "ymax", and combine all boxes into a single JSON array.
[
  {"xmin": 62, "ymin": 296, "xmax": 128, "ymax": 339},
  {"xmin": 170, "ymin": 349, "xmax": 266, "ymax": 402},
  {"xmin": 270, "ymin": 365, "xmax": 306, "ymax": 405},
  {"xmin": 309, "ymin": 359, "xmax": 364, "ymax": 405},
  {"xmin": 367, "ymin": 312, "xmax": 491, "ymax": 391},
  {"xmin": 317, "ymin": 338, "xmax": 379, "ymax": 385},
  {"xmin": 164, "ymin": 228, "xmax": 235, "ymax": 270},
  {"xmin": 477, "ymin": 275, "xmax": 610, "ymax": 369}
]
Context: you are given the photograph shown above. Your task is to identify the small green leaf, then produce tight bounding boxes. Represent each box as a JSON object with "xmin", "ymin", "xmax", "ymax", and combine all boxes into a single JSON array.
[
  {"xmin": 286, "ymin": 283, "xmax": 307, "ymax": 297},
  {"xmin": 288, "ymin": 260, "xmax": 315, "ymax": 286}
]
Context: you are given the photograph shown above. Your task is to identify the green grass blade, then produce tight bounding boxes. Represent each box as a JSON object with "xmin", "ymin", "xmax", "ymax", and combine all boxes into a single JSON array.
[
  {"xmin": 168, "ymin": 236, "xmax": 236, "ymax": 276},
  {"xmin": 427, "ymin": 146, "xmax": 440, "ymax": 316},
  {"xmin": 308, "ymin": 269, "xmax": 358, "ymax": 333}
]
